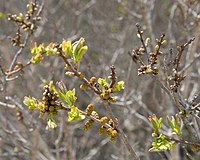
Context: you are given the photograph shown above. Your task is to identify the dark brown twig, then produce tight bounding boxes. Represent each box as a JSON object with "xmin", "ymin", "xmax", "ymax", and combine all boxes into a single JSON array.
[
  {"xmin": 59, "ymin": 50, "xmax": 101, "ymax": 95},
  {"xmin": 136, "ymin": 23, "xmax": 149, "ymax": 63},
  {"xmin": 109, "ymin": 65, "xmax": 117, "ymax": 88},
  {"xmin": 104, "ymin": 103, "xmax": 140, "ymax": 160},
  {"xmin": 174, "ymin": 38, "xmax": 195, "ymax": 71}
]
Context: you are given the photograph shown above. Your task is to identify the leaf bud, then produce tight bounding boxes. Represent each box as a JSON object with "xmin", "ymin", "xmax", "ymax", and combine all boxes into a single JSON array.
[
  {"xmin": 86, "ymin": 103, "xmax": 94, "ymax": 115},
  {"xmin": 91, "ymin": 111, "xmax": 99, "ymax": 119},
  {"xmin": 99, "ymin": 116, "xmax": 108, "ymax": 125},
  {"xmin": 80, "ymin": 84, "xmax": 88, "ymax": 90},
  {"xmin": 155, "ymin": 45, "xmax": 159, "ymax": 51},
  {"xmin": 89, "ymin": 76, "xmax": 97, "ymax": 85}
]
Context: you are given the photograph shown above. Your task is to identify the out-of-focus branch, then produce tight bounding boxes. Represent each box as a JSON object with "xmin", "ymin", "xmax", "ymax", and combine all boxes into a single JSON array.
[{"xmin": 104, "ymin": 103, "xmax": 140, "ymax": 160}]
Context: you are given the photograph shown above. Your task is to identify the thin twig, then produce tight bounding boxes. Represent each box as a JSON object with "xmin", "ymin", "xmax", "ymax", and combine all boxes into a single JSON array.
[
  {"xmin": 174, "ymin": 37, "xmax": 195, "ymax": 71},
  {"xmin": 0, "ymin": 101, "xmax": 16, "ymax": 109},
  {"xmin": 8, "ymin": 33, "xmax": 30, "ymax": 72},
  {"xmin": 136, "ymin": 23, "xmax": 149, "ymax": 63},
  {"xmin": 104, "ymin": 102, "xmax": 140, "ymax": 160},
  {"xmin": 59, "ymin": 50, "xmax": 101, "ymax": 95},
  {"xmin": 165, "ymin": 135, "xmax": 200, "ymax": 148}
]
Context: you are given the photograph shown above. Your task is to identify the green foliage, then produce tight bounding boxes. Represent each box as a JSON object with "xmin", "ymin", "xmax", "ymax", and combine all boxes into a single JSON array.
[
  {"xmin": 68, "ymin": 106, "xmax": 85, "ymax": 122},
  {"xmin": 98, "ymin": 78, "xmax": 108, "ymax": 88},
  {"xmin": 148, "ymin": 114, "xmax": 162, "ymax": 133},
  {"xmin": 111, "ymin": 81, "xmax": 124, "ymax": 93},
  {"xmin": 61, "ymin": 37, "xmax": 88, "ymax": 63},
  {"xmin": 57, "ymin": 89, "xmax": 77, "ymax": 107},
  {"xmin": 30, "ymin": 43, "xmax": 44, "ymax": 64},
  {"xmin": 62, "ymin": 40, "xmax": 73, "ymax": 57},
  {"xmin": 23, "ymin": 96, "xmax": 38, "ymax": 110},
  {"xmin": 149, "ymin": 134, "xmax": 173, "ymax": 152},
  {"xmin": 30, "ymin": 37, "xmax": 88, "ymax": 65},
  {"xmin": 167, "ymin": 115, "xmax": 182, "ymax": 137},
  {"xmin": 71, "ymin": 37, "xmax": 88, "ymax": 63},
  {"xmin": 45, "ymin": 43, "xmax": 58, "ymax": 56},
  {"xmin": 65, "ymin": 71, "xmax": 75, "ymax": 76},
  {"xmin": 97, "ymin": 78, "xmax": 124, "ymax": 102}
]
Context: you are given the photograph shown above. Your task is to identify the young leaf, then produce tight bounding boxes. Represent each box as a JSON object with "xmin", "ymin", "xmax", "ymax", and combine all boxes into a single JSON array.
[
  {"xmin": 45, "ymin": 42, "xmax": 57, "ymax": 56},
  {"xmin": 167, "ymin": 115, "xmax": 182, "ymax": 137},
  {"xmin": 149, "ymin": 134, "xmax": 173, "ymax": 152},
  {"xmin": 148, "ymin": 114, "xmax": 162, "ymax": 133},
  {"xmin": 111, "ymin": 81, "xmax": 124, "ymax": 93},
  {"xmin": 72, "ymin": 37, "xmax": 88, "ymax": 63},
  {"xmin": 98, "ymin": 78, "xmax": 108, "ymax": 88},
  {"xmin": 58, "ymin": 89, "xmax": 77, "ymax": 107},
  {"xmin": 23, "ymin": 96, "xmax": 38, "ymax": 110},
  {"xmin": 31, "ymin": 53, "xmax": 44, "ymax": 64},
  {"xmin": 68, "ymin": 106, "xmax": 85, "ymax": 122},
  {"xmin": 62, "ymin": 40, "xmax": 73, "ymax": 57}
]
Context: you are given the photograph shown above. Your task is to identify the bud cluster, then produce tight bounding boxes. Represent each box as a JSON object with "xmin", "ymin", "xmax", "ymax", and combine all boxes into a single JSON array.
[
  {"xmin": 168, "ymin": 69, "xmax": 185, "ymax": 92},
  {"xmin": 130, "ymin": 24, "xmax": 166, "ymax": 76},
  {"xmin": 42, "ymin": 84, "xmax": 61, "ymax": 116},
  {"xmin": 83, "ymin": 104, "xmax": 118, "ymax": 142},
  {"xmin": 8, "ymin": 0, "xmax": 41, "ymax": 47}
]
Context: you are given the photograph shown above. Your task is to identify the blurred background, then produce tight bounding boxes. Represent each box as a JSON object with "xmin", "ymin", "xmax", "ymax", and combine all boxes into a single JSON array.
[{"xmin": 0, "ymin": 0, "xmax": 199, "ymax": 159}]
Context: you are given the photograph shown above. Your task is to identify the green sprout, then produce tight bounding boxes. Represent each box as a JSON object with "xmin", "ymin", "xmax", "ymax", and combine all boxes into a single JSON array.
[
  {"xmin": 23, "ymin": 96, "xmax": 38, "ymax": 110},
  {"xmin": 167, "ymin": 115, "xmax": 182, "ymax": 137},
  {"xmin": 68, "ymin": 106, "xmax": 85, "ymax": 122},
  {"xmin": 148, "ymin": 114, "xmax": 162, "ymax": 133},
  {"xmin": 111, "ymin": 81, "xmax": 124, "ymax": 93},
  {"xmin": 149, "ymin": 134, "xmax": 173, "ymax": 152},
  {"xmin": 57, "ymin": 89, "xmax": 77, "ymax": 107}
]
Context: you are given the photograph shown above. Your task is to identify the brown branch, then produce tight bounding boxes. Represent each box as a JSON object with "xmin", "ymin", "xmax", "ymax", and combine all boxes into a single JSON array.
[
  {"xmin": 0, "ymin": 101, "xmax": 16, "ymax": 109},
  {"xmin": 174, "ymin": 38, "xmax": 195, "ymax": 71},
  {"xmin": 165, "ymin": 135, "xmax": 200, "ymax": 149},
  {"xmin": 136, "ymin": 23, "xmax": 149, "ymax": 63},
  {"xmin": 59, "ymin": 50, "xmax": 101, "ymax": 95},
  {"xmin": 8, "ymin": 33, "xmax": 30, "ymax": 72},
  {"xmin": 104, "ymin": 103, "xmax": 140, "ymax": 160},
  {"xmin": 109, "ymin": 65, "xmax": 117, "ymax": 88}
]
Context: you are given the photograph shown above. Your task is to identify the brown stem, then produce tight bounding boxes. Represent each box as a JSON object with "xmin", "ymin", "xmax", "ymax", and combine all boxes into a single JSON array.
[
  {"xmin": 136, "ymin": 23, "xmax": 149, "ymax": 63},
  {"xmin": 165, "ymin": 135, "xmax": 200, "ymax": 149},
  {"xmin": 59, "ymin": 50, "xmax": 101, "ymax": 95},
  {"xmin": 104, "ymin": 103, "xmax": 140, "ymax": 160}
]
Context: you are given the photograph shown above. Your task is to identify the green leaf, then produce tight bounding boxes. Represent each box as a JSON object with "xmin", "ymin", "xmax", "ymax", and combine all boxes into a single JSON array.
[
  {"xmin": 31, "ymin": 53, "xmax": 44, "ymax": 64},
  {"xmin": 38, "ymin": 43, "xmax": 45, "ymax": 53},
  {"xmin": 58, "ymin": 89, "xmax": 77, "ymax": 107},
  {"xmin": 112, "ymin": 81, "xmax": 124, "ymax": 93},
  {"xmin": 23, "ymin": 96, "xmax": 38, "ymax": 110},
  {"xmin": 76, "ymin": 45, "xmax": 88, "ymax": 62},
  {"xmin": 62, "ymin": 40, "xmax": 73, "ymax": 57},
  {"xmin": 68, "ymin": 106, "xmax": 85, "ymax": 122},
  {"xmin": 65, "ymin": 71, "xmax": 75, "ymax": 76},
  {"xmin": 167, "ymin": 115, "xmax": 182, "ymax": 137},
  {"xmin": 72, "ymin": 37, "xmax": 88, "ymax": 63},
  {"xmin": 149, "ymin": 134, "xmax": 173, "ymax": 152},
  {"xmin": 148, "ymin": 114, "xmax": 162, "ymax": 133},
  {"xmin": 31, "ymin": 42, "xmax": 39, "ymax": 55},
  {"xmin": 45, "ymin": 43, "xmax": 57, "ymax": 56},
  {"xmin": 48, "ymin": 81, "xmax": 55, "ymax": 92},
  {"xmin": 98, "ymin": 78, "xmax": 108, "ymax": 88}
]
